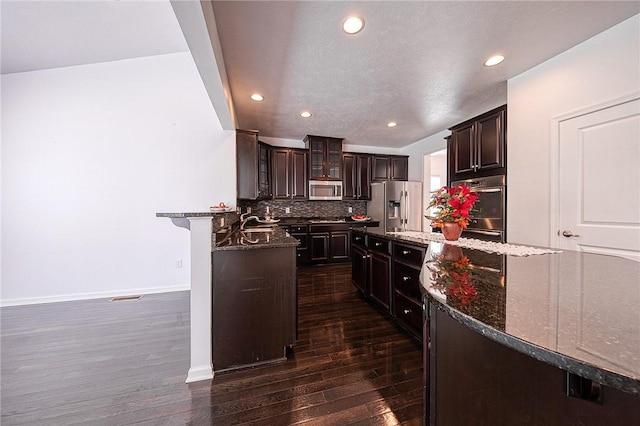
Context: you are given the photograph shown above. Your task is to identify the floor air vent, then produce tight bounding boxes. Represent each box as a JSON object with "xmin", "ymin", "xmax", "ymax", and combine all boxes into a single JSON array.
[{"xmin": 110, "ymin": 295, "xmax": 143, "ymax": 302}]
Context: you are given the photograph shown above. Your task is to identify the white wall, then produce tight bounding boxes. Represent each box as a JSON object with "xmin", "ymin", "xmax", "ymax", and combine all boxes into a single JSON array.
[
  {"xmin": 400, "ymin": 129, "xmax": 450, "ymax": 182},
  {"xmin": 507, "ymin": 14, "xmax": 640, "ymax": 246},
  {"xmin": 1, "ymin": 52, "xmax": 235, "ymax": 305}
]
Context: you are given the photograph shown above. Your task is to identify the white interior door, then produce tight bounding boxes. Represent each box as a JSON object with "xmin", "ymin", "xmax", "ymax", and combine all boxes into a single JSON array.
[{"xmin": 557, "ymin": 98, "xmax": 640, "ymax": 261}]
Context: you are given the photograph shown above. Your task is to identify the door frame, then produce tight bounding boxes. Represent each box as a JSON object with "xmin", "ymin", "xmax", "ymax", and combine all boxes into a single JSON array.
[{"xmin": 549, "ymin": 91, "xmax": 640, "ymax": 248}]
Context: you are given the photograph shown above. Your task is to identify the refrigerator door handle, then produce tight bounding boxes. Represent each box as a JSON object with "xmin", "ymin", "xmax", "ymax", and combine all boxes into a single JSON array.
[
  {"xmin": 399, "ymin": 190, "xmax": 405, "ymax": 230},
  {"xmin": 404, "ymin": 190, "xmax": 410, "ymax": 229}
]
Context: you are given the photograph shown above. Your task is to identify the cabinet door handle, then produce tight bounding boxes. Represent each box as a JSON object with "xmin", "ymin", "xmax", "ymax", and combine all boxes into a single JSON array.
[
  {"xmin": 402, "ymin": 250, "xmax": 410, "ymax": 255},
  {"xmin": 403, "ymin": 309, "xmax": 412, "ymax": 315},
  {"xmin": 402, "ymin": 276, "xmax": 411, "ymax": 282},
  {"xmin": 375, "ymin": 242, "xmax": 382, "ymax": 247}
]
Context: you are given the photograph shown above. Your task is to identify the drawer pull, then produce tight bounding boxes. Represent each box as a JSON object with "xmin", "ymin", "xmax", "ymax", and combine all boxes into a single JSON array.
[
  {"xmin": 375, "ymin": 242, "xmax": 382, "ymax": 247},
  {"xmin": 402, "ymin": 276, "xmax": 411, "ymax": 282},
  {"xmin": 402, "ymin": 250, "xmax": 410, "ymax": 255},
  {"xmin": 403, "ymin": 309, "xmax": 412, "ymax": 315}
]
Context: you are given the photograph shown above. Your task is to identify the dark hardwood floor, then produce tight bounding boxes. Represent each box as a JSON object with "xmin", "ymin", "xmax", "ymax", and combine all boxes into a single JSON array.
[{"xmin": 1, "ymin": 264, "xmax": 423, "ymax": 425}]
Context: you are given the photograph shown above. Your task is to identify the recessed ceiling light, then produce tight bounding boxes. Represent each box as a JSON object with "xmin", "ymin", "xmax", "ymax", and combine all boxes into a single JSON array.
[
  {"xmin": 343, "ymin": 16, "xmax": 365, "ymax": 34},
  {"xmin": 300, "ymin": 111, "xmax": 312, "ymax": 118},
  {"xmin": 484, "ymin": 55, "xmax": 505, "ymax": 67},
  {"xmin": 250, "ymin": 93, "xmax": 264, "ymax": 102},
  {"xmin": 387, "ymin": 122, "xmax": 397, "ymax": 128}
]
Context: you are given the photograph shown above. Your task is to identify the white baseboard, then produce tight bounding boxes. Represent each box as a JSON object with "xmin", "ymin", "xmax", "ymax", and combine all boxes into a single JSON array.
[
  {"xmin": 0, "ymin": 284, "xmax": 190, "ymax": 307},
  {"xmin": 186, "ymin": 365, "xmax": 214, "ymax": 383}
]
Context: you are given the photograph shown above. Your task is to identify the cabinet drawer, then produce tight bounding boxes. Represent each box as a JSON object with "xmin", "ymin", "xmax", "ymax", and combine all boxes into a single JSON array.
[
  {"xmin": 368, "ymin": 236, "xmax": 390, "ymax": 255},
  {"xmin": 296, "ymin": 248, "xmax": 308, "ymax": 264},
  {"xmin": 289, "ymin": 224, "xmax": 308, "ymax": 234},
  {"xmin": 393, "ymin": 242, "xmax": 426, "ymax": 266},
  {"xmin": 393, "ymin": 261, "xmax": 422, "ymax": 301},
  {"xmin": 394, "ymin": 290, "xmax": 423, "ymax": 340},
  {"xmin": 352, "ymin": 232, "xmax": 366, "ymax": 248},
  {"xmin": 310, "ymin": 224, "xmax": 349, "ymax": 233},
  {"xmin": 291, "ymin": 233, "xmax": 308, "ymax": 249}
]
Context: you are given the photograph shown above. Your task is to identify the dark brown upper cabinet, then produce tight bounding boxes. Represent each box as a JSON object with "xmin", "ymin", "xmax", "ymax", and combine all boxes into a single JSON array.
[
  {"xmin": 304, "ymin": 135, "xmax": 343, "ymax": 181},
  {"xmin": 271, "ymin": 148, "xmax": 308, "ymax": 200},
  {"xmin": 371, "ymin": 155, "xmax": 409, "ymax": 181},
  {"xmin": 343, "ymin": 153, "xmax": 372, "ymax": 200},
  {"xmin": 236, "ymin": 129, "xmax": 271, "ymax": 200},
  {"xmin": 448, "ymin": 105, "xmax": 506, "ymax": 182}
]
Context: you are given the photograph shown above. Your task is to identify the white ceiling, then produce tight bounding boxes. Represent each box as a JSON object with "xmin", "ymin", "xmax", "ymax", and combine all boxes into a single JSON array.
[
  {"xmin": 2, "ymin": 1, "xmax": 639, "ymax": 149},
  {"xmin": 0, "ymin": 0, "xmax": 188, "ymax": 74}
]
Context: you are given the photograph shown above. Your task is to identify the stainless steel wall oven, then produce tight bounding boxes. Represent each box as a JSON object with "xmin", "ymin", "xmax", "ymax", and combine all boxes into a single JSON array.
[{"xmin": 451, "ymin": 175, "xmax": 506, "ymax": 242}]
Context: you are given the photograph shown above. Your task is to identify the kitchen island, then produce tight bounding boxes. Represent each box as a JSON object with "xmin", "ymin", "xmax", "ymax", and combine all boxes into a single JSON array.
[
  {"xmin": 421, "ymin": 240, "xmax": 640, "ymax": 424},
  {"xmin": 156, "ymin": 212, "xmax": 298, "ymax": 381},
  {"xmin": 351, "ymin": 227, "xmax": 639, "ymax": 424}
]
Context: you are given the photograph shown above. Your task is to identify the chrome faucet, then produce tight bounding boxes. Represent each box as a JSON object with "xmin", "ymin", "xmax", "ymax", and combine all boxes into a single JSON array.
[{"xmin": 240, "ymin": 214, "xmax": 259, "ymax": 230}]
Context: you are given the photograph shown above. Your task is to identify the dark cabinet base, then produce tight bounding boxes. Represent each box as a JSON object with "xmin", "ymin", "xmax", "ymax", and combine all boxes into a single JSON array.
[
  {"xmin": 212, "ymin": 247, "xmax": 296, "ymax": 372},
  {"xmin": 427, "ymin": 304, "xmax": 640, "ymax": 425}
]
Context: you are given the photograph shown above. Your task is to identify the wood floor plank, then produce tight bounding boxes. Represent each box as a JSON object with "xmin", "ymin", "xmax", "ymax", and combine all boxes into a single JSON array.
[{"xmin": 1, "ymin": 264, "xmax": 424, "ymax": 425}]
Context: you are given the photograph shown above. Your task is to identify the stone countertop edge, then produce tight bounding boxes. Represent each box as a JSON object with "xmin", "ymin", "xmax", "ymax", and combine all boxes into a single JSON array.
[
  {"xmin": 424, "ymin": 293, "xmax": 640, "ymax": 397},
  {"xmin": 351, "ymin": 227, "xmax": 430, "ymax": 249},
  {"xmin": 156, "ymin": 212, "xmax": 230, "ymax": 218},
  {"xmin": 212, "ymin": 227, "xmax": 299, "ymax": 252}
]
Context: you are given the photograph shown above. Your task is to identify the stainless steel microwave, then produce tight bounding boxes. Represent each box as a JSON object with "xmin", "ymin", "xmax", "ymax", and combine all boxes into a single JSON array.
[{"xmin": 308, "ymin": 180, "xmax": 343, "ymax": 200}]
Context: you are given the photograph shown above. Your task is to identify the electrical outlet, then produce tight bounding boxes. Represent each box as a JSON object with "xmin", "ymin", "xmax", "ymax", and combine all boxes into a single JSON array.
[
  {"xmin": 348, "ymin": 207, "xmax": 353, "ymax": 213},
  {"xmin": 247, "ymin": 207, "xmax": 252, "ymax": 214},
  {"xmin": 175, "ymin": 258, "xmax": 182, "ymax": 268},
  {"xmin": 285, "ymin": 207, "xmax": 291, "ymax": 214}
]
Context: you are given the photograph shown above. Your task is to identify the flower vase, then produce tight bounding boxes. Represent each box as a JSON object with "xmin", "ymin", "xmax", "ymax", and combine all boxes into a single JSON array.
[{"xmin": 442, "ymin": 222, "xmax": 463, "ymax": 241}]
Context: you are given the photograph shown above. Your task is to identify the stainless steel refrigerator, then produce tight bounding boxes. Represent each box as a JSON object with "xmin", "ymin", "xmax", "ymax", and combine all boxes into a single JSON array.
[{"xmin": 367, "ymin": 181, "xmax": 423, "ymax": 232}]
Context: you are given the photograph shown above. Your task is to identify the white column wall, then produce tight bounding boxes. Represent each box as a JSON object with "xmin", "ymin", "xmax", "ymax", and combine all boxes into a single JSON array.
[
  {"xmin": 1, "ymin": 52, "xmax": 235, "ymax": 305},
  {"xmin": 507, "ymin": 15, "xmax": 640, "ymax": 246}
]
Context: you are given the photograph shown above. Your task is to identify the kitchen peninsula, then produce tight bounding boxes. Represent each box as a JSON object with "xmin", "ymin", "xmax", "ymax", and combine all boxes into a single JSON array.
[
  {"xmin": 156, "ymin": 211, "xmax": 298, "ymax": 381},
  {"xmin": 351, "ymin": 227, "xmax": 640, "ymax": 424}
]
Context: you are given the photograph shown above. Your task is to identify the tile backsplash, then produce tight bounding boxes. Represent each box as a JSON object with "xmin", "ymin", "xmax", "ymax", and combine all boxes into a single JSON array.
[{"xmin": 237, "ymin": 200, "xmax": 367, "ymax": 218}]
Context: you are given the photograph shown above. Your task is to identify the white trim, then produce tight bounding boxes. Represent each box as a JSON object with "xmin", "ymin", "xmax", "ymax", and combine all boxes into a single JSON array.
[
  {"xmin": 549, "ymin": 91, "xmax": 640, "ymax": 248},
  {"xmin": 186, "ymin": 365, "xmax": 214, "ymax": 383},
  {"xmin": 0, "ymin": 285, "xmax": 190, "ymax": 307}
]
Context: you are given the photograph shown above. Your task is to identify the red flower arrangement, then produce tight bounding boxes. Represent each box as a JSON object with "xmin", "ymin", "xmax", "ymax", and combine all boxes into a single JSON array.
[{"xmin": 426, "ymin": 184, "xmax": 478, "ymax": 228}]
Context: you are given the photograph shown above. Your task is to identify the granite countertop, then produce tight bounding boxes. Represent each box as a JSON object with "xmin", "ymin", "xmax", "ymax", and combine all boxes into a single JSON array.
[
  {"xmin": 156, "ymin": 211, "xmax": 237, "ymax": 218},
  {"xmin": 157, "ymin": 213, "xmax": 378, "ymax": 226},
  {"xmin": 351, "ymin": 226, "xmax": 431, "ymax": 248},
  {"xmin": 213, "ymin": 225, "xmax": 299, "ymax": 252},
  {"xmin": 419, "ymin": 240, "xmax": 640, "ymax": 396}
]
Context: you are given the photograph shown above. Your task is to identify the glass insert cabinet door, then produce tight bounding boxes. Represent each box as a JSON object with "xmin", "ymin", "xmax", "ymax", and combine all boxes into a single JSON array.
[
  {"xmin": 327, "ymin": 140, "xmax": 342, "ymax": 179},
  {"xmin": 310, "ymin": 139, "xmax": 325, "ymax": 179},
  {"xmin": 306, "ymin": 136, "xmax": 343, "ymax": 181}
]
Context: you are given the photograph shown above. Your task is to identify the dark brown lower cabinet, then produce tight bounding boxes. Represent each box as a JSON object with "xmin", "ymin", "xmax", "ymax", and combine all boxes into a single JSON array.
[
  {"xmin": 369, "ymin": 251, "xmax": 391, "ymax": 312},
  {"xmin": 211, "ymin": 247, "xmax": 296, "ymax": 372},
  {"xmin": 426, "ymin": 303, "xmax": 640, "ymax": 425},
  {"xmin": 309, "ymin": 225, "xmax": 350, "ymax": 263},
  {"xmin": 351, "ymin": 244, "xmax": 368, "ymax": 294},
  {"xmin": 329, "ymin": 231, "xmax": 349, "ymax": 260}
]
